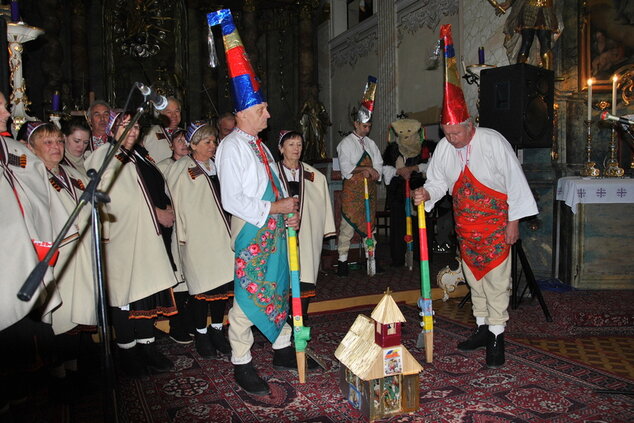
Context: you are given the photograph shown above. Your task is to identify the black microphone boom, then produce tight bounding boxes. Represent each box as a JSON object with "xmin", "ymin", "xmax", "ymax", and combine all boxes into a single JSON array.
[
  {"xmin": 135, "ymin": 82, "xmax": 168, "ymax": 111},
  {"xmin": 600, "ymin": 111, "xmax": 634, "ymax": 126}
]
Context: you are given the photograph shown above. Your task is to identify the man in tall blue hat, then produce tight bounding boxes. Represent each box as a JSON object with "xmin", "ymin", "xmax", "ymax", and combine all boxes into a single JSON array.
[{"xmin": 210, "ymin": 9, "xmax": 302, "ymax": 395}]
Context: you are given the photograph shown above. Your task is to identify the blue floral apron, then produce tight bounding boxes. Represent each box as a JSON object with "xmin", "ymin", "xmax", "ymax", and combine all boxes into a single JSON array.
[{"xmin": 233, "ymin": 174, "xmax": 289, "ymax": 343}]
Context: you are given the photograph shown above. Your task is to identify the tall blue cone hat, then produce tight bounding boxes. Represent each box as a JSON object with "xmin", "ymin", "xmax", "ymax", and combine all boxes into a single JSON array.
[
  {"xmin": 207, "ymin": 9, "xmax": 264, "ymax": 112},
  {"xmin": 185, "ymin": 121, "xmax": 208, "ymax": 145}
]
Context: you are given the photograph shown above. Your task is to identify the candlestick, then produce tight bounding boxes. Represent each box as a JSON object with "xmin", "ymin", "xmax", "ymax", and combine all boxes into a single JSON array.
[
  {"xmin": 580, "ymin": 119, "xmax": 600, "ymax": 177},
  {"xmin": 478, "ymin": 47, "xmax": 485, "ymax": 65},
  {"xmin": 52, "ymin": 91, "xmax": 60, "ymax": 112},
  {"xmin": 10, "ymin": 1, "xmax": 20, "ymax": 23},
  {"xmin": 587, "ymin": 79, "xmax": 593, "ymax": 122},
  {"xmin": 611, "ymin": 75, "xmax": 618, "ymax": 115}
]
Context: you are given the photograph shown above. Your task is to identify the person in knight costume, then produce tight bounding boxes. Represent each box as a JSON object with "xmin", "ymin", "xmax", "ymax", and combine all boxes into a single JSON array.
[
  {"xmin": 209, "ymin": 9, "xmax": 302, "ymax": 396},
  {"xmin": 335, "ymin": 76, "xmax": 384, "ymax": 277},
  {"xmin": 413, "ymin": 25, "xmax": 538, "ymax": 368}
]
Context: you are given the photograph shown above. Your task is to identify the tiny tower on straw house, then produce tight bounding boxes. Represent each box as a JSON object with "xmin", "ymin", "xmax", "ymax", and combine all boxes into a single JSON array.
[{"xmin": 335, "ymin": 289, "xmax": 423, "ymax": 421}]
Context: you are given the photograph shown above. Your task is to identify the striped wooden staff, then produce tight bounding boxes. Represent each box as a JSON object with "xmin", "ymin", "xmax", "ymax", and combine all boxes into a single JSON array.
[
  {"xmin": 404, "ymin": 179, "xmax": 414, "ymax": 271},
  {"xmin": 287, "ymin": 213, "xmax": 310, "ymax": 383},
  {"xmin": 363, "ymin": 177, "xmax": 376, "ymax": 276},
  {"xmin": 415, "ymin": 202, "xmax": 434, "ymax": 362}
]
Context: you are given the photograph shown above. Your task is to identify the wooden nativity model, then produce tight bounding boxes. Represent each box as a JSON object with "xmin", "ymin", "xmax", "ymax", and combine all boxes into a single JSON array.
[{"xmin": 335, "ymin": 291, "xmax": 423, "ymax": 422}]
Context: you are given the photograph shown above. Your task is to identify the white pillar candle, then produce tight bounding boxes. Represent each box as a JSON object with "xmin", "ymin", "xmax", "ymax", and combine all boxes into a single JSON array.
[{"xmin": 587, "ymin": 79, "xmax": 593, "ymax": 121}]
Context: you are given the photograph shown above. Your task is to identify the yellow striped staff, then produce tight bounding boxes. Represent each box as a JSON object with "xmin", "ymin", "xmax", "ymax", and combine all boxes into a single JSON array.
[
  {"xmin": 363, "ymin": 177, "xmax": 376, "ymax": 276},
  {"xmin": 415, "ymin": 202, "xmax": 434, "ymax": 362},
  {"xmin": 404, "ymin": 179, "xmax": 414, "ymax": 271},
  {"xmin": 287, "ymin": 213, "xmax": 310, "ymax": 383}
]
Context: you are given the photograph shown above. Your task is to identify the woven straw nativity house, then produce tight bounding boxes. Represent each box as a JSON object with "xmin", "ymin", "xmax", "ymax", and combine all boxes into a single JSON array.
[{"xmin": 335, "ymin": 292, "xmax": 423, "ymax": 422}]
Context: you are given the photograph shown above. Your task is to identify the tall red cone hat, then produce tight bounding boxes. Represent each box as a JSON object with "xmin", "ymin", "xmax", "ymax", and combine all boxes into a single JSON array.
[{"xmin": 439, "ymin": 24, "xmax": 469, "ymax": 125}]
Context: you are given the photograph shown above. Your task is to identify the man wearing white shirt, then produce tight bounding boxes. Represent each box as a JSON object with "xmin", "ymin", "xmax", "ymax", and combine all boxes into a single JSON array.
[
  {"xmin": 336, "ymin": 119, "xmax": 383, "ymax": 276},
  {"xmin": 413, "ymin": 119, "xmax": 537, "ymax": 368},
  {"xmin": 412, "ymin": 22, "xmax": 537, "ymax": 369},
  {"xmin": 216, "ymin": 102, "xmax": 301, "ymax": 395}
]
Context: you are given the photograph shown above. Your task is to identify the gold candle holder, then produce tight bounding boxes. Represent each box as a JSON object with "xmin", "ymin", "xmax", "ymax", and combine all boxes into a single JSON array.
[
  {"xmin": 580, "ymin": 119, "xmax": 601, "ymax": 177},
  {"xmin": 604, "ymin": 124, "xmax": 625, "ymax": 177}
]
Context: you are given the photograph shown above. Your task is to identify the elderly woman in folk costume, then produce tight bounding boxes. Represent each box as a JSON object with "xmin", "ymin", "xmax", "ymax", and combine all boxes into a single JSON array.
[
  {"xmin": 166, "ymin": 121, "xmax": 233, "ymax": 359},
  {"xmin": 155, "ymin": 127, "xmax": 194, "ymax": 345},
  {"xmin": 25, "ymin": 121, "xmax": 97, "ymax": 380},
  {"xmin": 60, "ymin": 118, "xmax": 91, "ymax": 177},
  {"xmin": 0, "ymin": 92, "xmax": 68, "ymax": 407},
  {"xmin": 276, "ymin": 130, "xmax": 336, "ymax": 322},
  {"xmin": 85, "ymin": 111, "xmax": 178, "ymax": 378}
]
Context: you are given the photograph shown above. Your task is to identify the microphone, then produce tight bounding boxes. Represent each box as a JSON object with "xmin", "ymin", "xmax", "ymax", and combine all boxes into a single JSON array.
[
  {"xmin": 600, "ymin": 111, "xmax": 634, "ymax": 126},
  {"xmin": 135, "ymin": 82, "xmax": 168, "ymax": 111}
]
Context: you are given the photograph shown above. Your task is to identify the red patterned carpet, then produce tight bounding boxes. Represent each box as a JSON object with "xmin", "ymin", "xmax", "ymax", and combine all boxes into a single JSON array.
[{"xmin": 116, "ymin": 306, "xmax": 634, "ymax": 423}]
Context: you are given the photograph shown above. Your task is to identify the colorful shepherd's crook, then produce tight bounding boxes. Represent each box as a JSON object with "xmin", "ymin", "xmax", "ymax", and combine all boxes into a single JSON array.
[
  {"xmin": 416, "ymin": 202, "xmax": 434, "ymax": 363},
  {"xmin": 363, "ymin": 177, "xmax": 376, "ymax": 276},
  {"xmin": 286, "ymin": 213, "xmax": 310, "ymax": 383},
  {"xmin": 404, "ymin": 179, "xmax": 414, "ymax": 271}
]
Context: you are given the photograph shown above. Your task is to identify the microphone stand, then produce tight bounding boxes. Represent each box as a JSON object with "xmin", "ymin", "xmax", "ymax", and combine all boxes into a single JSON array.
[{"xmin": 17, "ymin": 101, "xmax": 151, "ymax": 423}]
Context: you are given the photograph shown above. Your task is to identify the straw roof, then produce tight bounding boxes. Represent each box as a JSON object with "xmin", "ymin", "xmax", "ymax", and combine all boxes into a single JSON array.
[
  {"xmin": 335, "ymin": 314, "xmax": 423, "ymax": 380},
  {"xmin": 370, "ymin": 292, "xmax": 406, "ymax": 324}
]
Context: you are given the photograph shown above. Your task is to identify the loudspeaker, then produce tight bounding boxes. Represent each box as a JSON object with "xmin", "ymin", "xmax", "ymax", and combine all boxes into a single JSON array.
[{"xmin": 479, "ymin": 63, "xmax": 554, "ymax": 148}]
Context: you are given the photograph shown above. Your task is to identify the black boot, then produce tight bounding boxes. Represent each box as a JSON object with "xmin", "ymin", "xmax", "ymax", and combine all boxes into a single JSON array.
[
  {"xmin": 273, "ymin": 346, "xmax": 321, "ymax": 371},
  {"xmin": 457, "ymin": 324, "xmax": 489, "ymax": 351},
  {"xmin": 208, "ymin": 327, "xmax": 231, "ymax": 355},
  {"xmin": 138, "ymin": 342, "xmax": 174, "ymax": 373},
  {"xmin": 195, "ymin": 332, "xmax": 217, "ymax": 359},
  {"xmin": 337, "ymin": 260, "xmax": 348, "ymax": 277},
  {"xmin": 486, "ymin": 332, "xmax": 505, "ymax": 369},
  {"xmin": 234, "ymin": 362, "xmax": 270, "ymax": 396},
  {"xmin": 118, "ymin": 346, "xmax": 149, "ymax": 378},
  {"xmin": 273, "ymin": 346, "xmax": 297, "ymax": 370}
]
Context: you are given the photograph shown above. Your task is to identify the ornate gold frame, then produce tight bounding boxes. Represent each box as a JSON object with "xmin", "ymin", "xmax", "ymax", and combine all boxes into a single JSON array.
[{"xmin": 579, "ymin": 1, "xmax": 634, "ymax": 92}]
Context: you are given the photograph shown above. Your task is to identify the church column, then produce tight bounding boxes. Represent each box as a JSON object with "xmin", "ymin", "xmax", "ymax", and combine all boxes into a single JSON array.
[{"xmin": 375, "ymin": 1, "xmax": 397, "ymax": 152}]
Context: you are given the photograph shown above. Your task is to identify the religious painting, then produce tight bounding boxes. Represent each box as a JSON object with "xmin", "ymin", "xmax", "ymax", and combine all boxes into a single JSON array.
[{"xmin": 579, "ymin": 0, "xmax": 634, "ymax": 91}]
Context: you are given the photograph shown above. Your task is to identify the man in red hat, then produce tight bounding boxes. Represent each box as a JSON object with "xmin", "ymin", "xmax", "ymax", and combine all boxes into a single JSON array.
[{"xmin": 413, "ymin": 24, "xmax": 538, "ymax": 368}]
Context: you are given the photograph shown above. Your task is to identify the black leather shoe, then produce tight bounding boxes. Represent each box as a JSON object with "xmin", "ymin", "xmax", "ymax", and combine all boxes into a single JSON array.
[
  {"xmin": 118, "ymin": 346, "xmax": 149, "ymax": 378},
  {"xmin": 195, "ymin": 332, "xmax": 217, "ymax": 359},
  {"xmin": 169, "ymin": 326, "xmax": 193, "ymax": 345},
  {"xmin": 273, "ymin": 346, "xmax": 297, "ymax": 370},
  {"xmin": 208, "ymin": 327, "xmax": 231, "ymax": 355},
  {"xmin": 337, "ymin": 260, "xmax": 348, "ymax": 277},
  {"xmin": 486, "ymin": 332, "xmax": 505, "ymax": 369},
  {"xmin": 457, "ymin": 324, "xmax": 489, "ymax": 351},
  {"xmin": 234, "ymin": 362, "xmax": 270, "ymax": 396},
  {"xmin": 138, "ymin": 343, "xmax": 174, "ymax": 373},
  {"xmin": 273, "ymin": 346, "xmax": 322, "ymax": 371}
]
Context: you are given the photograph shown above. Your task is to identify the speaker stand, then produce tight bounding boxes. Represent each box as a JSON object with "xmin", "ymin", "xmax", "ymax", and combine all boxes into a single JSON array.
[{"xmin": 458, "ymin": 239, "xmax": 552, "ymax": 322}]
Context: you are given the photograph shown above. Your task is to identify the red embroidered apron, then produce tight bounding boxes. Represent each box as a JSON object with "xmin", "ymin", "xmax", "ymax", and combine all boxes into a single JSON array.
[{"xmin": 452, "ymin": 166, "xmax": 509, "ymax": 281}]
